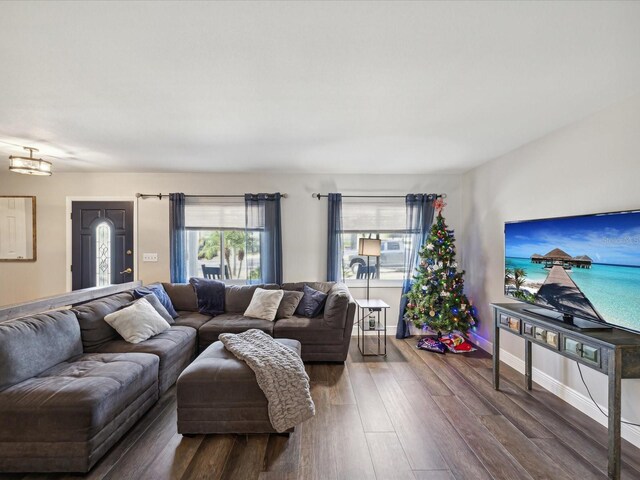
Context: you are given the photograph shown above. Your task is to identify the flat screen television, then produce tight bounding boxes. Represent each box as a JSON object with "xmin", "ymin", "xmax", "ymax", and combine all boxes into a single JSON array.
[{"xmin": 504, "ymin": 209, "xmax": 640, "ymax": 333}]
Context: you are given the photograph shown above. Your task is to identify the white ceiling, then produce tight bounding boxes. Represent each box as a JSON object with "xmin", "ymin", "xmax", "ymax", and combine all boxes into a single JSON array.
[{"xmin": 1, "ymin": 1, "xmax": 640, "ymax": 174}]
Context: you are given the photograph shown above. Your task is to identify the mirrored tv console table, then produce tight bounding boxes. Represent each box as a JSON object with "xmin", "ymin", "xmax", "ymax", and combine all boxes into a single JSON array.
[{"xmin": 492, "ymin": 303, "xmax": 640, "ymax": 480}]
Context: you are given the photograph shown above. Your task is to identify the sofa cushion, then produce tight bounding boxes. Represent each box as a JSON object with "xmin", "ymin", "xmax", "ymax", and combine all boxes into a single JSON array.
[
  {"xmin": 72, "ymin": 292, "xmax": 135, "ymax": 351},
  {"xmin": 0, "ymin": 310, "xmax": 83, "ymax": 391},
  {"xmin": 244, "ymin": 288, "xmax": 284, "ymax": 321},
  {"xmin": 295, "ymin": 284, "xmax": 328, "ymax": 318},
  {"xmin": 273, "ymin": 316, "xmax": 344, "ymax": 345},
  {"xmin": 281, "ymin": 281, "xmax": 335, "ymax": 294},
  {"xmin": 177, "ymin": 338, "xmax": 301, "ymax": 406},
  {"xmin": 323, "ymin": 283, "xmax": 351, "ymax": 329},
  {"xmin": 92, "ymin": 326, "xmax": 196, "ymax": 394},
  {"xmin": 133, "ymin": 283, "xmax": 178, "ymax": 319},
  {"xmin": 104, "ymin": 297, "xmax": 171, "ymax": 344},
  {"xmin": 198, "ymin": 313, "xmax": 275, "ymax": 349},
  {"xmin": 0, "ymin": 352, "xmax": 159, "ymax": 443},
  {"xmin": 173, "ymin": 310, "xmax": 213, "ymax": 330},
  {"xmin": 224, "ymin": 283, "xmax": 279, "ymax": 313},
  {"xmin": 162, "ymin": 283, "xmax": 198, "ymax": 312}
]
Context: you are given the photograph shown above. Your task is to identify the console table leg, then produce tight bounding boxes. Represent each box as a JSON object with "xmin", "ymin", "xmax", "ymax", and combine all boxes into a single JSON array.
[
  {"xmin": 608, "ymin": 348, "xmax": 622, "ymax": 480},
  {"xmin": 493, "ymin": 312, "xmax": 500, "ymax": 390},
  {"xmin": 525, "ymin": 339, "xmax": 533, "ymax": 391}
]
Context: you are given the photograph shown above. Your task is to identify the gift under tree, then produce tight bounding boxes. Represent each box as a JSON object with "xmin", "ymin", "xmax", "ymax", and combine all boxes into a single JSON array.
[{"xmin": 404, "ymin": 200, "xmax": 478, "ymax": 338}]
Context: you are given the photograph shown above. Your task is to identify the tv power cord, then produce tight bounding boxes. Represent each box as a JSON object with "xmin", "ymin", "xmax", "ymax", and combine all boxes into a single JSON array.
[{"xmin": 577, "ymin": 362, "xmax": 640, "ymax": 428}]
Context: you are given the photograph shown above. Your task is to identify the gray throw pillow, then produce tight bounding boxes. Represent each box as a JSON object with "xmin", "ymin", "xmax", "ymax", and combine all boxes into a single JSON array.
[
  {"xmin": 129, "ymin": 294, "xmax": 174, "ymax": 324},
  {"xmin": 133, "ymin": 284, "xmax": 179, "ymax": 318},
  {"xmin": 295, "ymin": 284, "xmax": 328, "ymax": 318},
  {"xmin": 276, "ymin": 290, "xmax": 304, "ymax": 319}
]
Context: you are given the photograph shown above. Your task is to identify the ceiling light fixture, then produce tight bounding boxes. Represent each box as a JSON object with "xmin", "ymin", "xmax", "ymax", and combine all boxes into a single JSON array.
[{"xmin": 9, "ymin": 147, "xmax": 52, "ymax": 176}]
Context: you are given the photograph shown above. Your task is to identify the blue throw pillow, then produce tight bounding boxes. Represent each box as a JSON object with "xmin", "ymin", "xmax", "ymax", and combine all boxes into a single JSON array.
[
  {"xmin": 189, "ymin": 277, "xmax": 225, "ymax": 316},
  {"xmin": 133, "ymin": 284, "xmax": 179, "ymax": 318},
  {"xmin": 294, "ymin": 284, "xmax": 328, "ymax": 318}
]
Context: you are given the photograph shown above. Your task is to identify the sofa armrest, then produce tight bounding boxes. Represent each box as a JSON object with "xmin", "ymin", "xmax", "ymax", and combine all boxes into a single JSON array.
[{"xmin": 323, "ymin": 283, "xmax": 356, "ymax": 331}]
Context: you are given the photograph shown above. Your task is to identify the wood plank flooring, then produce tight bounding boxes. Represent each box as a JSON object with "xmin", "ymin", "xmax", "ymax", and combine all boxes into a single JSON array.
[{"xmin": 3, "ymin": 336, "xmax": 640, "ymax": 480}]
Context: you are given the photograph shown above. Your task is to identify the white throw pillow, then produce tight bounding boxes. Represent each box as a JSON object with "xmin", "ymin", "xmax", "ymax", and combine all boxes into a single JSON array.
[
  {"xmin": 104, "ymin": 297, "xmax": 171, "ymax": 344},
  {"xmin": 244, "ymin": 288, "xmax": 285, "ymax": 322}
]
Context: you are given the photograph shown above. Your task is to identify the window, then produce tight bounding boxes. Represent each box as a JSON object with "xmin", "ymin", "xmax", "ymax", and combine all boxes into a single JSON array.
[
  {"xmin": 95, "ymin": 221, "xmax": 111, "ymax": 287},
  {"xmin": 183, "ymin": 199, "xmax": 260, "ymax": 283},
  {"xmin": 340, "ymin": 199, "xmax": 408, "ymax": 282}
]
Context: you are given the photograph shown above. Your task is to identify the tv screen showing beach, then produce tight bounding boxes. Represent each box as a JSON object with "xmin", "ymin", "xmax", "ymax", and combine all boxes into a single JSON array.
[{"xmin": 504, "ymin": 210, "xmax": 640, "ymax": 333}]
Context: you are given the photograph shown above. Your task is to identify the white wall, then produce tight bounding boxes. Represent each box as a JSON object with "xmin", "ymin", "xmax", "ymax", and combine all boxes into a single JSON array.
[
  {"xmin": 0, "ymin": 172, "xmax": 463, "ymax": 328},
  {"xmin": 461, "ymin": 93, "xmax": 640, "ymax": 446}
]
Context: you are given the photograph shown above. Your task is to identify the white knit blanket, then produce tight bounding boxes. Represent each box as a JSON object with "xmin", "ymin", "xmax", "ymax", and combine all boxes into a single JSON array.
[{"xmin": 219, "ymin": 329, "xmax": 315, "ymax": 432}]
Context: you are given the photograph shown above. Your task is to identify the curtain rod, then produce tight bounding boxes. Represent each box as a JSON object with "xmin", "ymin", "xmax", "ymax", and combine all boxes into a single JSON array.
[
  {"xmin": 136, "ymin": 193, "xmax": 288, "ymax": 199},
  {"xmin": 311, "ymin": 193, "xmax": 446, "ymax": 200}
]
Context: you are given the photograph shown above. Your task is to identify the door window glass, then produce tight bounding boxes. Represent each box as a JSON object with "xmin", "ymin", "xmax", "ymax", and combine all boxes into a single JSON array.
[{"xmin": 96, "ymin": 222, "xmax": 112, "ymax": 286}]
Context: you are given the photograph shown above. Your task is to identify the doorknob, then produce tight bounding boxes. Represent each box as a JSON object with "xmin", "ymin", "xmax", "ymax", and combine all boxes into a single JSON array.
[{"xmin": 120, "ymin": 268, "xmax": 132, "ymax": 275}]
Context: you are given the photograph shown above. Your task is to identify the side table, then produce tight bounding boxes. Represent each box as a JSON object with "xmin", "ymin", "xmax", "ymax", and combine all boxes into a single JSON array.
[{"xmin": 355, "ymin": 299, "xmax": 389, "ymax": 356}]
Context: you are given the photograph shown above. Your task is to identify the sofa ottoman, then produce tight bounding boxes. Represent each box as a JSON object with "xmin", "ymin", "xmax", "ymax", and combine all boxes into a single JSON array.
[{"xmin": 176, "ymin": 338, "xmax": 301, "ymax": 434}]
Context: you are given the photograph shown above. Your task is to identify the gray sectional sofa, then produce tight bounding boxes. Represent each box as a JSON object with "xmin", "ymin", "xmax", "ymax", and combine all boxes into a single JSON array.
[
  {"xmin": 0, "ymin": 280, "xmax": 354, "ymax": 473},
  {"xmin": 166, "ymin": 281, "xmax": 356, "ymax": 361}
]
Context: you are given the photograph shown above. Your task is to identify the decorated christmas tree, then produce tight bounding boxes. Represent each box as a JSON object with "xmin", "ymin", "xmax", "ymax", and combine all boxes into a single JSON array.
[{"xmin": 404, "ymin": 200, "xmax": 478, "ymax": 336}]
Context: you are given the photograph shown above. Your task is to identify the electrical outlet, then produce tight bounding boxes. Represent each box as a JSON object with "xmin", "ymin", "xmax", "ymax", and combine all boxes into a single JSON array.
[{"xmin": 143, "ymin": 253, "xmax": 158, "ymax": 262}]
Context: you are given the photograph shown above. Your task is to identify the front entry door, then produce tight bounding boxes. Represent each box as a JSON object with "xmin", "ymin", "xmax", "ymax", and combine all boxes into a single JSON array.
[{"xmin": 72, "ymin": 201, "xmax": 134, "ymax": 290}]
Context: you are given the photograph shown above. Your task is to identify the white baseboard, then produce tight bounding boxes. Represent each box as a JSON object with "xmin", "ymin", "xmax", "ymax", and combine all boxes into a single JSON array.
[
  {"xmin": 467, "ymin": 331, "xmax": 493, "ymax": 352},
  {"xmin": 490, "ymin": 340, "xmax": 640, "ymax": 448}
]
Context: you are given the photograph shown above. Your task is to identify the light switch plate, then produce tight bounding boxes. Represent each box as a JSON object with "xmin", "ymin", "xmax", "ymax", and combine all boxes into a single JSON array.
[{"xmin": 143, "ymin": 253, "xmax": 158, "ymax": 262}]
